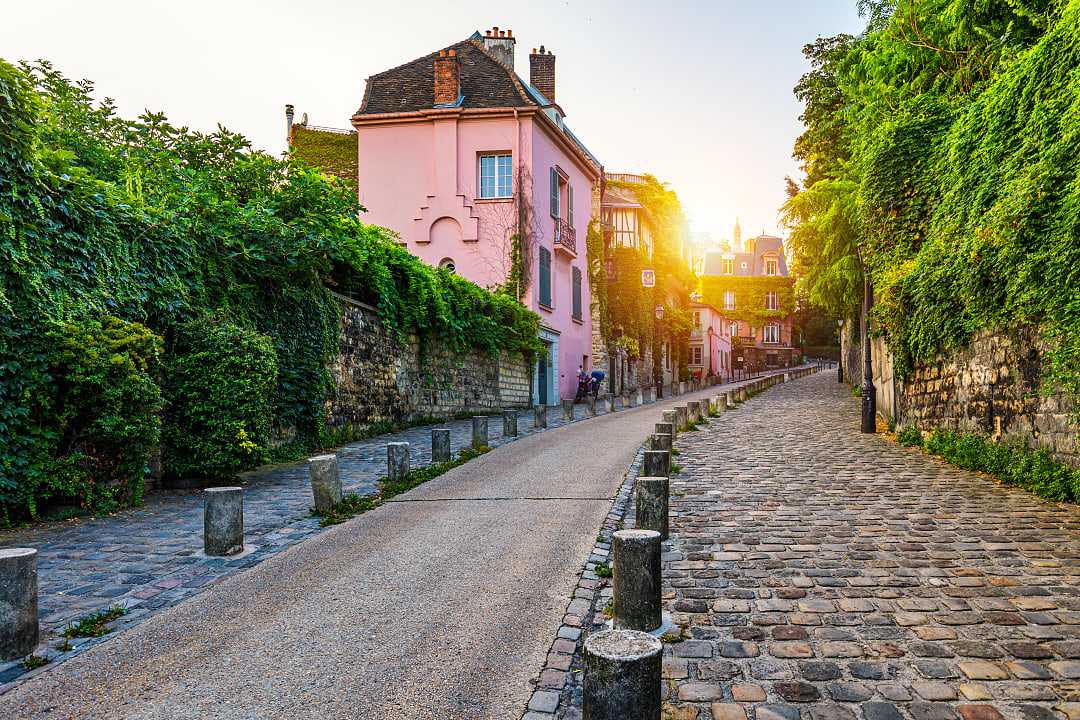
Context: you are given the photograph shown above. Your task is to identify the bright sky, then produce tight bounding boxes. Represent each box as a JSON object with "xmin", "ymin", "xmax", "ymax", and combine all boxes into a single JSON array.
[{"xmin": 2, "ymin": 0, "xmax": 864, "ymax": 243}]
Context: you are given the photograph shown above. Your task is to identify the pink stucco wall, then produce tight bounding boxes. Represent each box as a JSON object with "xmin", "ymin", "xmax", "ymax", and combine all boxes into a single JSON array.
[
  {"xmin": 690, "ymin": 304, "xmax": 732, "ymax": 378},
  {"xmin": 356, "ymin": 110, "xmax": 596, "ymax": 403}
]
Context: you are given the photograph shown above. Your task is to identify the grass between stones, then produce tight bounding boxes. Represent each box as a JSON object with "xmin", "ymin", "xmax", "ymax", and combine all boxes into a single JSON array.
[
  {"xmin": 313, "ymin": 445, "xmax": 492, "ymax": 526},
  {"xmin": 62, "ymin": 605, "xmax": 128, "ymax": 639},
  {"xmin": 594, "ymin": 561, "xmax": 613, "ymax": 578},
  {"xmin": 22, "ymin": 654, "xmax": 48, "ymax": 670}
]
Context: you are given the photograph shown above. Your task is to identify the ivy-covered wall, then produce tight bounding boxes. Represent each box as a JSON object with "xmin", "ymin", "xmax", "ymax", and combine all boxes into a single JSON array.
[
  {"xmin": 699, "ymin": 276, "xmax": 795, "ymax": 328},
  {"xmin": 290, "ymin": 124, "xmax": 358, "ymax": 194}
]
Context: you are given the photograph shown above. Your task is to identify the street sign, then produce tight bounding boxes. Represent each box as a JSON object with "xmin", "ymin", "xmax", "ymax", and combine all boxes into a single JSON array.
[{"xmin": 641, "ymin": 269, "xmax": 655, "ymax": 287}]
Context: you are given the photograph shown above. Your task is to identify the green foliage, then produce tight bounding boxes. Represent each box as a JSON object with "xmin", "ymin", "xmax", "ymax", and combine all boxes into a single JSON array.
[
  {"xmin": 699, "ymin": 276, "xmax": 796, "ymax": 328},
  {"xmin": 0, "ymin": 60, "xmax": 540, "ymax": 522},
  {"xmin": 922, "ymin": 427, "xmax": 1080, "ymax": 502},
  {"xmin": 897, "ymin": 425, "xmax": 923, "ymax": 446},
  {"xmin": 163, "ymin": 316, "xmax": 278, "ymax": 480},
  {"xmin": 289, "ymin": 125, "xmax": 358, "ymax": 194},
  {"xmin": 22, "ymin": 654, "xmax": 48, "ymax": 670},
  {"xmin": 63, "ymin": 605, "xmax": 127, "ymax": 638},
  {"xmin": 594, "ymin": 561, "xmax": 613, "ymax": 578},
  {"xmin": 786, "ymin": 0, "xmax": 1080, "ymax": 427}
]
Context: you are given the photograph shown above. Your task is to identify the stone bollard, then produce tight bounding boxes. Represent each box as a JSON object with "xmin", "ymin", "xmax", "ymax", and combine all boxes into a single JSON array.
[
  {"xmin": 678, "ymin": 381, "xmax": 687, "ymax": 395},
  {"xmin": 204, "ymin": 487, "xmax": 244, "ymax": 557},
  {"xmin": 635, "ymin": 477, "xmax": 669, "ymax": 541},
  {"xmin": 587, "ymin": 396, "xmax": 597, "ymax": 416},
  {"xmin": 687, "ymin": 401, "xmax": 700, "ymax": 424},
  {"xmin": 534, "ymin": 404, "xmax": 548, "ymax": 429},
  {"xmin": 387, "ymin": 442, "xmax": 410, "ymax": 480},
  {"xmin": 634, "ymin": 389, "xmax": 644, "ymax": 407},
  {"xmin": 0, "ymin": 548, "xmax": 39, "ymax": 661},
  {"xmin": 583, "ymin": 629, "xmax": 662, "ymax": 720},
  {"xmin": 307, "ymin": 453, "xmax": 342, "ymax": 513},
  {"xmin": 674, "ymin": 405, "xmax": 688, "ymax": 431},
  {"xmin": 717, "ymin": 394, "xmax": 728, "ymax": 412},
  {"xmin": 621, "ymin": 392, "xmax": 631, "ymax": 410},
  {"xmin": 662, "ymin": 411, "xmax": 678, "ymax": 439},
  {"xmin": 432, "ymin": 428, "xmax": 452, "ymax": 463},
  {"xmin": 472, "ymin": 416, "xmax": 489, "ymax": 449},
  {"xmin": 654, "ymin": 422, "xmax": 674, "ymax": 442},
  {"xmin": 563, "ymin": 399, "xmax": 575, "ymax": 422},
  {"xmin": 837, "ymin": 365, "xmax": 844, "ymax": 383},
  {"xmin": 612, "ymin": 529, "xmax": 662, "ymax": 631},
  {"xmin": 606, "ymin": 395, "xmax": 617, "ymax": 413},
  {"xmin": 503, "ymin": 410, "xmax": 518, "ymax": 438},
  {"xmin": 643, "ymin": 449, "xmax": 670, "ymax": 478},
  {"xmin": 650, "ymin": 432, "xmax": 671, "ymax": 452}
]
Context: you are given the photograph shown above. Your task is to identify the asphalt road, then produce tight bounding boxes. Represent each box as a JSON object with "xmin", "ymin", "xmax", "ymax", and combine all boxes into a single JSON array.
[{"xmin": 0, "ymin": 386, "xmax": 713, "ymax": 720}]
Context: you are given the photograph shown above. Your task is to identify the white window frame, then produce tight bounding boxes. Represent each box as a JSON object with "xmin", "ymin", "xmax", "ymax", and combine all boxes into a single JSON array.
[
  {"xmin": 730, "ymin": 322, "xmax": 738, "ymax": 337},
  {"xmin": 690, "ymin": 345, "xmax": 703, "ymax": 366},
  {"xmin": 764, "ymin": 323, "xmax": 780, "ymax": 344},
  {"xmin": 479, "ymin": 153, "xmax": 513, "ymax": 199},
  {"xmin": 765, "ymin": 257, "xmax": 779, "ymax": 276},
  {"xmin": 721, "ymin": 258, "xmax": 734, "ymax": 275},
  {"xmin": 765, "ymin": 291, "xmax": 779, "ymax": 310},
  {"xmin": 723, "ymin": 290, "xmax": 735, "ymax": 311}
]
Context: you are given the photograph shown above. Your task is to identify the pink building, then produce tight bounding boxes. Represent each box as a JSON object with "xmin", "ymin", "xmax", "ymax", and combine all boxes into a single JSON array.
[
  {"xmin": 688, "ymin": 302, "xmax": 732, "ymax": 381},
  {"xmin": 351, "ymin": 28, "xmax": 602, "ymax": 405}
]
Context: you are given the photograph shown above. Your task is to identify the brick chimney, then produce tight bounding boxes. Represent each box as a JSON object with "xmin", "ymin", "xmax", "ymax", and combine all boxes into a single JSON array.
[
  {"xmin": 482, "ymin": 26, "xmax": 516, "ymax": 68},
  {"xmin": 433, "ymin": 49, "xmax": 461, "ymax": 107},
  {"xmin": 530, "ymin": 46, "xmax": 555, "ymax": 103}
]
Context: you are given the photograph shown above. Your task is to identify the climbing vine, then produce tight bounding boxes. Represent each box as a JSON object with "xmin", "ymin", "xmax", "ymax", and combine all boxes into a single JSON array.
[{"xmin": 699, "ymin": 276, "xmax": 796, "ymax": 329}]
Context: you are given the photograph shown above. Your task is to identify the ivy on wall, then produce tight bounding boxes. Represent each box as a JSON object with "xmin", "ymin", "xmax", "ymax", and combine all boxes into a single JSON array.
[
  {"xmin": 699, "ymin": 276, "xmax": 796, "ymax": 329},
  {"xmin": 290, "ymin": 125, "xmax": 359, "ymax": 194}
]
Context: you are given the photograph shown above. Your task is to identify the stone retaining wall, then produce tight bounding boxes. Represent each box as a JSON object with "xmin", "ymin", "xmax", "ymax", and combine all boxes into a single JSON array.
[
  {"xmin": 843, "ymin": 321, "xmax": 1078, "ymax": 466},
  {"xmin": 326, "ymin": 294, "xmax": 532, "ymax": 433}
]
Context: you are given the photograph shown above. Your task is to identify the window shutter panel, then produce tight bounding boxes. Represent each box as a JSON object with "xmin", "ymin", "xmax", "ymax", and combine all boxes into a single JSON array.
[
  {"xmin": 550, "ymin": 167, "xmax": 559, "ymax": 217},
  {"xmin": 540, "ymin": 248, "xmax": 552, "ymax": 307},
  {"xmin": 568, "ymin": 183, "xmax": 574, "ymax": 227},
  {"xmin": 572, "ymin": 267, "xmax": 582, "ymax": 319}
]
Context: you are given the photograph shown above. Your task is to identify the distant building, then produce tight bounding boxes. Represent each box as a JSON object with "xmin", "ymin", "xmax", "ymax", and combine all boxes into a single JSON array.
[
  {"xmin": 688, "ymin": 300, "xmax": 731, "ymax": 380},
  {"xmin": 700, "ymin": 231, "xmax": 800, "ymax": 372}
]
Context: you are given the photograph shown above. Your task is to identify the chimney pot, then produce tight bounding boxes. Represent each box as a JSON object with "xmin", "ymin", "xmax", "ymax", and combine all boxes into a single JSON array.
[
  {"xmin": 486, "ymin": 30, "xmax": 492, "ymax": 37},
  {"xmin": 507, "ymin": 29, "xmax": 512, "ymax": 37},
  {"xmin": 480, "ymin": 25, "xmax": 516, "ymax": 68},
  {"xmin": 448, "ymin": 49, "xmax": 456, "ymax": 56},
  {"xmin": 493, "ymin": 26, "xmax": 499, "ymax": 33}
]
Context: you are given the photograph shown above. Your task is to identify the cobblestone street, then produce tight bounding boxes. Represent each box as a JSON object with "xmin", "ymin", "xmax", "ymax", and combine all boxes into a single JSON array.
[{"xmin": 651, "ymin": 372, "xmax": 1080, "ymax": 720}]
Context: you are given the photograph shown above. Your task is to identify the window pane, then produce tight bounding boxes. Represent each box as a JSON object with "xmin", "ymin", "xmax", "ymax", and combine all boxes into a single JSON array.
[
  {"xmin": 480, "ymin": 156, "xmax": 495, "ymax": 198},
  {"xmin": 497, "ymin": 155, "xmax": 512, "ymax": 196}
]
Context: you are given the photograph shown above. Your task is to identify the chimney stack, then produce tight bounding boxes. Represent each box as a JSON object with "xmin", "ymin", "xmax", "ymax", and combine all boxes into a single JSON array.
[
  {"xmin": 433, "ymin": 49, "xmax": 461, "ymax": 106},
  {"xmin": 530, "ymin": 46, "xmax": 556, "ymax": 103},
  {"xmin": 481, "ymin": 25, "xmax": 516, "ymax": 68},
  {"xmin": 285, "ymin": 104, "xmax": 294, "ymax": 145}
]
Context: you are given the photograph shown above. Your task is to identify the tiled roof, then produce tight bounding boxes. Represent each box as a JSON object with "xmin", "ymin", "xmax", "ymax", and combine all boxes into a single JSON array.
[
  {"xmin": 601, "ymin": 185, "xmax": 642, "ymax": 209},
  {"xmin": 357, "ymin": 38, "xmax": 537, "ymax": 115},
  {"xmin": 701, "ymin": 235, "xmax": 789, "ymax": 277}
]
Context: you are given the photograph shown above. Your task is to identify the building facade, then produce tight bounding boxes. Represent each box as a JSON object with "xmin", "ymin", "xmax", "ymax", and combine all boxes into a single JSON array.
[
  {"xmin": 688, "ymin": 301, "xmax": 732, "ymax": 380},
  {"xmin": 349, "ymin": 28, "xmax": 602, "ymax": 405},
  {"xmin": 700, "ymin": 232, "xmax": 801, "ymax": 372}
]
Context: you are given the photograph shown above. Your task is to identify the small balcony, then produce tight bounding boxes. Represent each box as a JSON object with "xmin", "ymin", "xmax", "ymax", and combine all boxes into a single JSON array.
[{"xmin": 554, "ymin": 218, "xmax": 577, "ymax": 257}]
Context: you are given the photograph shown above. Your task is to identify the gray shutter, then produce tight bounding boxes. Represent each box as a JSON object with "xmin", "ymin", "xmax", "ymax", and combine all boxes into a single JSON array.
[{"xmin": 550, "ymin": 167, "xmax": 559, "ymax": 218}]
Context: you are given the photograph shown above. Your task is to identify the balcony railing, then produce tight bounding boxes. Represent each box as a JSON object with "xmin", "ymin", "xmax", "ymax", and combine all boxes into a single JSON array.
[{"xmin": 554, "ymin": 218, "xmax": 577, "ymax": 256}]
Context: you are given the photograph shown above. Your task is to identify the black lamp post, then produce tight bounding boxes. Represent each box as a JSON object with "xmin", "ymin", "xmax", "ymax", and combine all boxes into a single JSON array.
[{"xmin": 860, "ymin": 274, "xmax": 876, "ymax": 433}]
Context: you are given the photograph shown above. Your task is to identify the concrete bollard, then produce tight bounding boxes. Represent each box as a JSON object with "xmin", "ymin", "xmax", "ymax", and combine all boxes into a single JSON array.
[
  {"xmin": 534, "ymin": 404, "xmax": 548, "ymax": 429},
  {"xmin": 606, "ymin": 395, "xmax": 617, "ymax": 413},
  {"xmin": 0, "ymin": 548, "xmax": 39, "ymax": 661},
  {"xmin": 634, "ymin": 389, "xmax": 644, "ymax": 407},
  {"xmin": 687, "ymin": 401, "xmax": 700, "ymax": 424},
  {"xmin": 563, "ymin": 399, "xmax": 575, "ymax": 422},
  {"xmin": 612, "ymin": 529, "xmax": 662, "ymax": 631},
  {"xmin": 621, "ymin": 392, "xmax": 630, "ymax": 410},
  {"xmin": 674, "ymin": 406, "xmax": 688, "ymax": 431},
  {"xmin": 387, "ymin": 442, "xmax": 410, "ymax": 480},
  {"xmin": 587, "ymin": 396, "xmax": 597, "ymax": 416},
  {"xmin": 472, "ymin": 416, "xmax": 489, "ymax": 449},
  {"xmin": 643, "ymin": 449, "xmax": 670, "ymax": 478},
  {"xmin": 204, "ymin": 487, "xmax": 244, "ymax": 556},
  {"xmin": 717, "ymin": 394, "xmax": 728, "ymax": 412},
  {"xmin": 432, "ymin": 428, "xmax": 452, "ymax": 463},
  {"xmin": 838, "ymin": 365, "xmax": 844, "ymax": 383},
  {"xmin": 678, "ymin": 381, "xmax": 687, "ymax": 395},
  {"xmin": 650, "ymin": 432, "xmax": 672, "ymax": 452},
  {"xmin": 307, "ymin": 453, "xmax": 342, "ymax": 513},
  {"xmin": 655, "ymin": 421, "xmax": 674, "ymax": 440},
  {"xmin": 635, "ymin": 477, "xmax": 669, "ymax": 541},
  {"xmin": 583, "ymin": 629, "xmax": 662, "ymax": 720},
  {"xmin": 662, "ymin": 411, "xmax": 678, "ymax": 439},
  {"xmin": 503, "ymin": 410, "xmax": 518, "ymax": 438}
]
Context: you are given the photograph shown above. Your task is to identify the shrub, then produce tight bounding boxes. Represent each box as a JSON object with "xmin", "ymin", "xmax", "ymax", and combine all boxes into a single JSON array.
[
  {"xmin": 896, "ymin": 426, "xmax": 923, "ymax": 447},
  {"xmin": 163, "ymin": 316, "xmax": 278, "ymax": 481},
  {"xmin": 0, "ymin": 316, "xmax": 162, "ymax": 523}
]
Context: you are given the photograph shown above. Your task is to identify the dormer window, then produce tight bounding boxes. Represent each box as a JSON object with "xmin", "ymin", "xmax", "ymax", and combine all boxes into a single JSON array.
[
  {"xmin": 765, "ymin": 257, "xmax": 779, "ymax": 275},
  {"xmin": 721, "ymin": 258, "xmax": 734, "ymax": 275}
]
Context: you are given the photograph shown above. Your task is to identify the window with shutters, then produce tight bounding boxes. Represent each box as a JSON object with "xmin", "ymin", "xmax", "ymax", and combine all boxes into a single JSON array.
[
  {"xmin": 549, "ymin": 167, "xmax": 560, "ymax": 218},
  {"xmin": 572, "ymin": 267, "xmax": 582, "ymax": 321},
  {"xmin": 539, "ymin": 247, "xmax": 552, "ymax": 308},
  {"xmin": 690, "ymin": 346, "xmax": 703, "ymax": 366}
]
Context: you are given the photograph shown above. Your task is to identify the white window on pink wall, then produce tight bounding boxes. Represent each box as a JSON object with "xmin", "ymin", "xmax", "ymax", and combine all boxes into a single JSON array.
[
  {"xmin": 479, "ymin": 154, "xmax": 512, "ymax": 198},
  {"xmin": 764, "ymin": 323, "xmax": 780, "ymax": 344}
]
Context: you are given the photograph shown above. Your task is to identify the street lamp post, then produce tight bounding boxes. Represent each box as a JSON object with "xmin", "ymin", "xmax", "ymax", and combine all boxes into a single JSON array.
[
  {"xmin": 654, "ymin": 305, "xmax": 664, "ymax": 399},
  {"xmin": 860, "ymin": 275, "xmax": 876, "ymax": 433}
]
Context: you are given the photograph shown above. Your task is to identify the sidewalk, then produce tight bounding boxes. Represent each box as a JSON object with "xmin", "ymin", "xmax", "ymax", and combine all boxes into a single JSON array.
[{"xmin": 554, "ymin": 372, "xmax": 1080, "ymax": 720}]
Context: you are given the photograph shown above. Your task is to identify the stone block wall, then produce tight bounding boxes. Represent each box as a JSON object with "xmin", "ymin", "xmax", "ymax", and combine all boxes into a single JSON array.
[
  {"xmin": 899, "ymin": 326, "xmax": 1077, "ymax": 466},
  {"xmin": 325, "ymin": 294, "xmax": 532, "ymax": 433}
]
